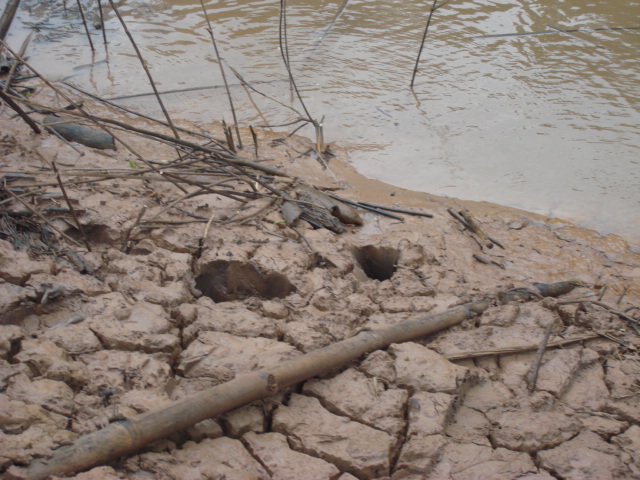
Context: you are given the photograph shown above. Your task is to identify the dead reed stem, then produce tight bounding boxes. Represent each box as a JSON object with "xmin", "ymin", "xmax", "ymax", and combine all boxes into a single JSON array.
[
  {"xmin": 278, "ymin": 0, "xmax": 313, "ymax": 123},
  {"xmin": 51, "ymin": 161, "xmax": 92, "ymax": 252},
  {"xmin": 410, "ymin": 0, "xmax": 438, "ymax": 88},
  {"xmin": 75, "ymin": 0, "xmax": 95, "ymax": 52},
  {"xmin": 2, "ymin": 32, "xmax": 31, "ymax": 93},
  {"xmin": 199, "ymin": 0, "xmax": 242, "ymax": 149},
  {"xmin": 107, "ymin": 0, "xmax": 181, "ymax": 141}
]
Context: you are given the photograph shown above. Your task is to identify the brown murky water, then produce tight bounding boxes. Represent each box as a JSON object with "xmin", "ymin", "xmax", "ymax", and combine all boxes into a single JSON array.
[{"xmin": 7, "ymin": 0, "xmax": 640, "ymax": 244}]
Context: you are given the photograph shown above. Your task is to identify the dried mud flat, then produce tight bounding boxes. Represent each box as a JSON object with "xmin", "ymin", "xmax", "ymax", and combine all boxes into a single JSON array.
[{"xmin": 1, "ymin": 94, "xmax": 640, "ymax": 480}]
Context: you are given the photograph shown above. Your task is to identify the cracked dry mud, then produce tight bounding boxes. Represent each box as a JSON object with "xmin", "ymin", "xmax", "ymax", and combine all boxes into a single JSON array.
[{"xmin": 1, "ymin": 96, "xmax": 640, "ymax": 480}]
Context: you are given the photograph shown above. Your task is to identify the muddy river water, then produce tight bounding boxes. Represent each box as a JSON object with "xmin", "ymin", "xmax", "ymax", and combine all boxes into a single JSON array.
[{"xmin": 7, "ymin": 0, "xmax": 640, "ymax": 244}]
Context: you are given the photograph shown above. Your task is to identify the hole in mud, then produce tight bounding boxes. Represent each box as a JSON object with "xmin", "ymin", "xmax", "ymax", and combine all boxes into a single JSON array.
[
  {"xmin": 352, "ymin": 245, "xmax": 400, "ymax": 281},
  {"xmin": 195, "ymin": 260, "xmax": 295, "ymax": 303},
  {"xmin": 66, "ymin": 224, "xmax": 119, "ymax": 245}
]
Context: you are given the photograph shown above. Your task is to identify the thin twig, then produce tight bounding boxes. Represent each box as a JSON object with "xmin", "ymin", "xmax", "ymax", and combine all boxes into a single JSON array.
[
  {"xmin": 444, "ymin": 333, "xmax": 600, "ymax": 361},
  {"xmin": 618, "ymin": 286, "xmax": 629, "ymax": 305},
  {"xmin": 598, "ymin": 285, "xmax": 608, "ymax": 301},
  {"xmin": 51, "ymin": 161, "xmax": 91, "ymax": 252},
  {"xmin": 229, "ymin": 66, "xmax": 304, "ymax": 118},
  {"xmin": 121, "ymin": 205, "xmax": 147, "ymax": 253}
]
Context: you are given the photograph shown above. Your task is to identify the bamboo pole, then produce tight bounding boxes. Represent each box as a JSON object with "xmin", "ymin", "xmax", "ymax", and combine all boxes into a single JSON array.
[{"xmin": 26, "ymin": 300, "xmax": 489, "ymax": 480}]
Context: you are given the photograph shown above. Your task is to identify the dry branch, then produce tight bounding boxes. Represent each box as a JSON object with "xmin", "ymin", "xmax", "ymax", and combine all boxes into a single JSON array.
[{"xmin": 26, "ymin": 300, "xmax": 489, "ymax": 480}]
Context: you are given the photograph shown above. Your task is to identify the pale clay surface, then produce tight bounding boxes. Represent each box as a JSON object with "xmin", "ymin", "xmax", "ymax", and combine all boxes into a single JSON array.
[{"xmin": 1, "ymin": 92, "xmax": 640, "ymax": 479}]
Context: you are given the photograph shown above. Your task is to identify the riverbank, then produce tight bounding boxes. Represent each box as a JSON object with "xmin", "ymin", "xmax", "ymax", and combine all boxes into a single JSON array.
[{"xmin": 1, "ymin": 90, "xmax": 640, "ymax": 479}]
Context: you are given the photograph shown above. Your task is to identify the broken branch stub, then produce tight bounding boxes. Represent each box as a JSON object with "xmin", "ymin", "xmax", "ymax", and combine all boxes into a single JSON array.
[{"xmin": 26, "ymin": 300, "xmax": 489, "ymax": 480}]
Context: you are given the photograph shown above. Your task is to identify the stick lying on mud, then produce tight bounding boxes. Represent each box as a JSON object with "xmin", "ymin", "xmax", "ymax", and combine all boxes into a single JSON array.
[{"xmin": 26, "ymin": 300, "xmax": 489, "ymax": 480}]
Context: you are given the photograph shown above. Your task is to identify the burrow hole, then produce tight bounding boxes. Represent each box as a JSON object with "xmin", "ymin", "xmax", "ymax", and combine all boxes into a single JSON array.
[
  {"xmin": 352, "ymin": 245, "xmax": 400, "ymax": 281},
  {"xmin": 195, "ymin": 260, "xmax": 295, "ymax": 303}
]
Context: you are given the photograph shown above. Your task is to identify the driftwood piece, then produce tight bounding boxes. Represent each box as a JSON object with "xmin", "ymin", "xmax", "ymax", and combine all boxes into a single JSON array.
[
  {"xmin": 43, "ymin": 115, "xmax": 116, "ymax": 150},
  {"xmin": 534, "ymin": 280, "xmax": 584, "ymax": 297},
  {"xmin": 297, "ymin": 185, "xmax": 363, "ymax": 226},
  {"xmin": 281, "ymin": 200, "xmax": 302, "ymax": 226},
  {"xmin": 26, "ymin": 300, "xmax": 489, "ymax": 480}
]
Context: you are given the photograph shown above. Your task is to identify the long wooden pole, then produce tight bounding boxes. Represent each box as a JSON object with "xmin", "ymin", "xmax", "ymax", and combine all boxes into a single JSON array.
[{"xmin": 26, "ymin": 300, "xmax": 489, "ymax": 480}]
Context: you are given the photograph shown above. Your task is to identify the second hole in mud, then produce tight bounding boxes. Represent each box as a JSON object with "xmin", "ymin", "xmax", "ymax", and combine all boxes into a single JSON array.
[
  {"xmin": 195, "ymin": 260, "xmax": 295, "ymax": 303},
  {"xmin": 352, "ymin": 245, "xmax": 399, "ymax": 281}
]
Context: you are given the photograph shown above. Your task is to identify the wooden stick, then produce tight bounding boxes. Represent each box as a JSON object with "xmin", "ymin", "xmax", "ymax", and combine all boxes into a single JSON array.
[{"xmin": 26, "ymin": 300, "xmax": 489, "ymax": 480}]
